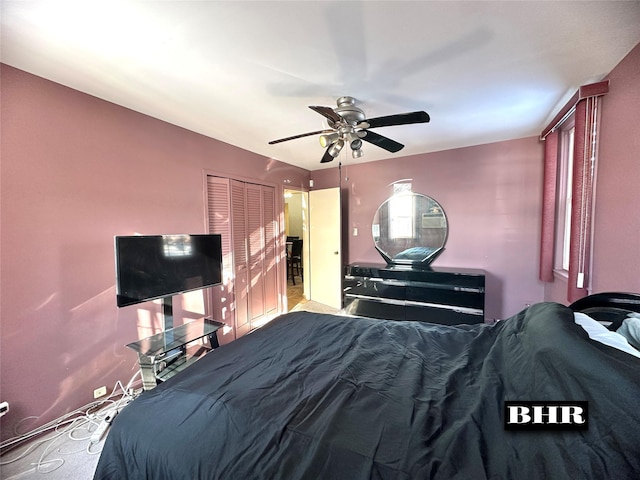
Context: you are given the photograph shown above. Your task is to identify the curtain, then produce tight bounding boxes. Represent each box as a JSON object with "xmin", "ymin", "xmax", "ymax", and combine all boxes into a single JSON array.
[
  {"xmin": 539, "ymin": 130, "xmax": 559, "ymax": 282},
  {"xmin": 539, "ymin": 81, "xmax": 608, "ymax": 302}
]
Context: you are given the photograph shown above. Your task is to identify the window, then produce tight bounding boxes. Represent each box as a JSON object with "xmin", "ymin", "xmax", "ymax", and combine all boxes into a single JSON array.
[
  {"xmin": 539, "ymin": 80, "xmax": 608, "ymax": 302},
  {"xmin": 389, "ymin": 193, "xmax": 414, "ymax": 239},
  {"xmin": 389, "ymin": 182, "xmax": 414, "ymax": 240},
  {"xmin": 555, "ymin": 121, "xmax": 575, "ymax": 273}
]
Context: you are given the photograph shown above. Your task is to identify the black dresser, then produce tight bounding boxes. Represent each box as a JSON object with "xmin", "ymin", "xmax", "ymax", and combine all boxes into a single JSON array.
[{"xmin": 343, "ymin": 263, "xmax": 485, "ymax": 325}]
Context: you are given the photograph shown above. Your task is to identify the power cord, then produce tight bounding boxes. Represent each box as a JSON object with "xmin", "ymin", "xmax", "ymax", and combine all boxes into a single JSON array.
[{"xmin": 0, "ymin": 369, "xmax": 142, "ymax": 474}]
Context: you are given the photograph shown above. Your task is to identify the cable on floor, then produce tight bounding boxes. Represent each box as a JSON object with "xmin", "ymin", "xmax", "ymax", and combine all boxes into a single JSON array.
[{"xmin": 0, "ymin": 369, "xmax": 142, "ymax": 474}]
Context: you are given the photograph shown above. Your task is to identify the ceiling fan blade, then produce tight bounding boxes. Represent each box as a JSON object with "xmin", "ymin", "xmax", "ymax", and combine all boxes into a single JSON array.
[
  {"xmin": 269, "ymin": 129, "xmax": 334, "ymax": 145},
  {"xmin": 365, "ymin": 111, "xmax": 430, "ymax": 129},
  {"xmin": 360, "ymin": 130, "xmax": 404, "ymax": 153},
  {"xmin": 309, "ymin": 105, "xmax": 343, "ymax": 124},
  {"xmin": 320, "ymin": 146, "xmax": 335, "ymax": 163}
]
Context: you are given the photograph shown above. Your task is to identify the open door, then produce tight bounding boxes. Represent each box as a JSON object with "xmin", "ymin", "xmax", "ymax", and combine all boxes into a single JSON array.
[{"xmin": 308, "ymin": 187, "xmax": 342, "ymax": 310}]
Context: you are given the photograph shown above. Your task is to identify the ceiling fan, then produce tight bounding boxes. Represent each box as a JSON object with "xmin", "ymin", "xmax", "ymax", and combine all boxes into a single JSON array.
[{"xmin": 268, "ymin": 96, "xmax": 430, "ymax": 163}]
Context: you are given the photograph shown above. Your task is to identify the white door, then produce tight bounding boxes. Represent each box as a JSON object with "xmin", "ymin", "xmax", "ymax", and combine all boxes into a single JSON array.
[{"xmin": 308, "ymin": 187, "xmax": 342, "ymax": 310}]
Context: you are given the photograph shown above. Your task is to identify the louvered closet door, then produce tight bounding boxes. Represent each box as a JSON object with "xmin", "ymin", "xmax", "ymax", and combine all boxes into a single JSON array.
[
  {"xmin": 231, "ymin": 180, "xmax": 251, "ymax": 337},
  {"xmin": 207, "ymin": 176, "xmax": 279, "ymax": 339},
  {"xmin": 246, "ymin": 183, "xmax": 266, "ymax": 322},
  {"xmin": 262, "ymin": 186, "xmax": 278, "ymax": 316},
  {"xmin": 206, "ymin": 177, "xmax": 235, "ymax": 342},
  {"xmin": 245, "ymin": 184, "xmax": 278, "ymax": 324}
]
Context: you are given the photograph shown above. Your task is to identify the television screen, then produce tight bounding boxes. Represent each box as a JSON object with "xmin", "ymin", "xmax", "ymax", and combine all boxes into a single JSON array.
[{"xmin": 115, "ymin": 234, "xmax": 223, "ymax": 308}]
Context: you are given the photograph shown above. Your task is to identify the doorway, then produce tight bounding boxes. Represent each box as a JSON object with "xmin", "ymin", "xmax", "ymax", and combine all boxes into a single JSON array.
[
  {"xmin": 284, "ymin": 186, "xmax": 342, "ymax": 312},
  {"xmin": 284, "ymin": 189, "xmax": 308, "ymax": 310}
]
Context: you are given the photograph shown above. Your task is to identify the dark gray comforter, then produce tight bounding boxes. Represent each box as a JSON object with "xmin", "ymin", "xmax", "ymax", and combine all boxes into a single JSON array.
[{"xmin": 94, "ymin": 303, "xmax": 640, "ymax": 479}]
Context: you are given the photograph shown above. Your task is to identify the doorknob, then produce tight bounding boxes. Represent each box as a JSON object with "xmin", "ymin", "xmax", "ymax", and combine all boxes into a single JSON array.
[{"xmin": 334, "ymin": 251, "xmax": 339, "ymax": 255}]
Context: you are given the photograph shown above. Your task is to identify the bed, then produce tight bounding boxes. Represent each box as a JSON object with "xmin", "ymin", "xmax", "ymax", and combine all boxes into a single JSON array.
[{"xmin": 94, "ymin": 293, "xmax": 640, "ymax": 479}]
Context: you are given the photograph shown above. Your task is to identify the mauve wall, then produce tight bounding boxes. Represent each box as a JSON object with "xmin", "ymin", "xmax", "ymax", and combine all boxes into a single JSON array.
[
  {"xmin": 312, "ymin": 136, "xmax": 546, "ymax": 321},
  {"xmin": 0, "ymin": 65, "xmax": 309, "ymax": 440},
  {"xmin": 590, "ymin": 43, "xmax": 640, "ymax": 293}
]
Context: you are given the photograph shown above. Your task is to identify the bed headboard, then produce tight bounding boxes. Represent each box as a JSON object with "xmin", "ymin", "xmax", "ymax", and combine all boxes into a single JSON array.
[{"xmin": 569, "ymin": 292, "xmax": 640, "ymax": 330}]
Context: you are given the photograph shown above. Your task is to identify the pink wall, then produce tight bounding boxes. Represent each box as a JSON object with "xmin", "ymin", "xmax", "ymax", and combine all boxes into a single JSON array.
[
  {"xmin": 312, "ymin": 137, "xmax": 546, "ymax": 321},
  {"xmin": 0, "ymin": 65, "xmax": 309, "ymax": 440},
  {"xmin": 591, "ymin": 42, "xmax": 640, "ymax": 293}
]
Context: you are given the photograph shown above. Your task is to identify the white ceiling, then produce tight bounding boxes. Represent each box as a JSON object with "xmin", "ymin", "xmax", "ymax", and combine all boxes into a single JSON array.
[{"xmin": 2, "ymin": 1, "xmax": 640, "ymax": 171}]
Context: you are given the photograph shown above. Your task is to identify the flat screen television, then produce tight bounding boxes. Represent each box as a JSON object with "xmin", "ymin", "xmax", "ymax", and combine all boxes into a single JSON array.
[{"xmin": 115, "ymin": 234, "xmax": 223, "ymax": 308}]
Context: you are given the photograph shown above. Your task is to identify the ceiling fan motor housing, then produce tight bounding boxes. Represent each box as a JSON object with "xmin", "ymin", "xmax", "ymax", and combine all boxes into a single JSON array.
[{"xmin": 335, "ymin": 96, "xmax": 366, "ymax": 125}]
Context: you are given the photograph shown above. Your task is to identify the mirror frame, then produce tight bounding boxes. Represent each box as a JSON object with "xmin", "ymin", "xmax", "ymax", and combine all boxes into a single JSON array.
[{"xmin": 372, "ymin": 192, "xmax": 448, "ymax": 266}]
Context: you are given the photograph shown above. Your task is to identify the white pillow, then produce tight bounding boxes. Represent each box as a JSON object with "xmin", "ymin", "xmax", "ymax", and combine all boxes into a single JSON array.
[
  {"xmin": 574, "ymin": 312, "xmax": 640, "ymax": 358},
  {"xmin": 616, "ymin": 313, "xmax": 640, "ymax": 351}
]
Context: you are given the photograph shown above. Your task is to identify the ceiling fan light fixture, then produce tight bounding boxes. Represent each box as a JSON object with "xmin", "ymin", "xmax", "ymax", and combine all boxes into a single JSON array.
[
  {"xmin": 352, "ymin": 148, "xmax": 364, "ymax": 159},
  {"xmin": 328, "ymin": 138, "xmax": 345, "ymax": 157},
  {"xmin": 319, "ymin": 132, "xmax": 340, "ymax": 148},
  {"xmin": 349, "ymin": 137, "xmax": 363, "ymax": 150}
]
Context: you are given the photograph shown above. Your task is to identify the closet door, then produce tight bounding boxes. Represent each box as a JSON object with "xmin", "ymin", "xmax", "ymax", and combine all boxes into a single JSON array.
[
  {"xmin": 246, "ymin": 183, "xmax": 266, "ymax": 322},
  {"xmin": 207, "ymin": 176, "xmax": 279, "ymax": 339},
  {"xmin": 206, "ymin": 177, "xmax": 235, "ymax": 343},
  {"xmin": 231, "ymin": 180, "xmax": 251, "ymax": 337},
  {"xmin": 262, "ymin": 186, "xmax": 278, "ymax": 316}
]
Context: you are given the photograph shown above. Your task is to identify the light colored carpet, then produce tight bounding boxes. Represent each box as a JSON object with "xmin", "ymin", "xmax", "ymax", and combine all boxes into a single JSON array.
[
  {"xmin": 287, "ymin": 278, "xmax": 342, "ymax": 315},
  {"xmin": 290, "ymin": 300, "xmax": 341, "ymax": 315},
  {"xmin": 1, "ymin": 390, "xmax": 136, "ymax": 480},
  {"xmin": 1, "ymin": 419, "xmax": 105, "ymax": 479}
]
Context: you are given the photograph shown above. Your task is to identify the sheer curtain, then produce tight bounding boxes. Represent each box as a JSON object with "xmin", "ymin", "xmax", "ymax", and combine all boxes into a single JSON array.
[{"xmin": 539, "ymin": 81, "xmax": 608, "ymax": 302}]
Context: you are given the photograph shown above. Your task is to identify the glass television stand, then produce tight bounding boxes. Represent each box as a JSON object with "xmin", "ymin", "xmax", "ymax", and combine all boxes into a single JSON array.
[{"xmin": 126, "ymin": 318, "xmax": 224, "ymax": 390}]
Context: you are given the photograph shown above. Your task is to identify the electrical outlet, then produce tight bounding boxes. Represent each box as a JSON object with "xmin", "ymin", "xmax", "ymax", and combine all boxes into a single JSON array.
[{"xmin": 93, "ymin": 386, "xmax": 108, "ymax": 399}]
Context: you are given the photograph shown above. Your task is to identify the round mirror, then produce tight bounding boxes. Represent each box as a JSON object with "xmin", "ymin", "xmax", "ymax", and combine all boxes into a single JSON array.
[{"xmin": 372, "ymin": 192, "xmax": 448, "ymax": 265}]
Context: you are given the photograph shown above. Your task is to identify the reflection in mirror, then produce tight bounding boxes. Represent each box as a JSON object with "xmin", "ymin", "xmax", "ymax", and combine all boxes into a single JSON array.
[{"xmin": 372, "ymin": 192, "xmax": 448, "ymax": 265}]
